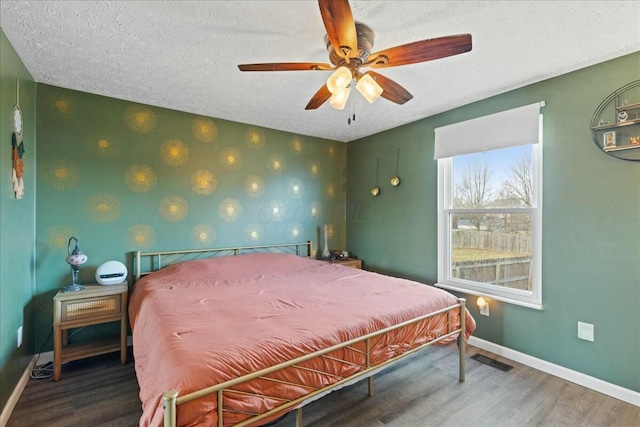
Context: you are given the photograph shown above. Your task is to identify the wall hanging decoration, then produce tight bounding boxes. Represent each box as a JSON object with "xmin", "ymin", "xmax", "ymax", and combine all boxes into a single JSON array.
[
  {"xmin": 390, "ymin": 148, "xmax": 401, "ymax": 187},
  {"xmin": 371, "ymin": 158, "xmax": 380, "ymax": 196},
  {"xmin": 590, "ymin": 79, "xmax": 640, "ymax": 162},
  {"xmin": 12, "ymin": 80, "xmax": 25, "ymax": 199}
]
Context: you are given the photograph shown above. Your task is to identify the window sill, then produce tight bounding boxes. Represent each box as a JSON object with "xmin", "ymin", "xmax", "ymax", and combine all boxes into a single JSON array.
[{"xmin": 435, "ymin": 282, "xmax": 544, "ymax": 311}]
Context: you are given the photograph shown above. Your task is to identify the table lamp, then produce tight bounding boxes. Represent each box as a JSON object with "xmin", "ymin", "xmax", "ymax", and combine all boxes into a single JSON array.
[{"xmin": 62, "ymin": 237, "xmax": 88, "ymax": 293}]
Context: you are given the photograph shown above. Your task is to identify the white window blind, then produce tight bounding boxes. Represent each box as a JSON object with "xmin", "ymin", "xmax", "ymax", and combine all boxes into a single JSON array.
[{"xmin": 434, "ymin": 101, "xmax": 544, "ymax": 159}]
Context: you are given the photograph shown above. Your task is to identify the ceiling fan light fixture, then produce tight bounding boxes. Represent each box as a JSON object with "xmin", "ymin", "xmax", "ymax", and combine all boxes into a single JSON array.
[
  {"xmin": 356, "ymin": 74, "xmax": 383, "ymax": 104},
  {"xmin": 329, "ymin": 86, "xmax": 350, "ymax": 110},
  {"xmin": 326, "ymin": 66, "xmax": 352, "ymax": 94}
]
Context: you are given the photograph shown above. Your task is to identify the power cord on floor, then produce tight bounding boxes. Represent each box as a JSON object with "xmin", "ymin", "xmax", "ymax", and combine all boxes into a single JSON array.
[
  {"xmin": 30, "ymin": 328, "xmax": 53, "ymax": 379},
  {"xmin": 30, "ymin": 326, "xmax": 86, "ymax": 379}
]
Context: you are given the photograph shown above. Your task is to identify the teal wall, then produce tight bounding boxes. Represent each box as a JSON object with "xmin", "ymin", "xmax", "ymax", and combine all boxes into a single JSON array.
[
  {"xmin": 346, "ymin": 52, "xmax": 640, "ymax": 392},
  {"xmin": 33, "ymin": 84, "xmax": 346, "ymax": 349},
  {"xmin": 0, "ymin": 29, "xmax": 37, "ymax": 411},
  {"xmin": 2, "ymin": 23, "xmax": 638, "ymax": 411}
]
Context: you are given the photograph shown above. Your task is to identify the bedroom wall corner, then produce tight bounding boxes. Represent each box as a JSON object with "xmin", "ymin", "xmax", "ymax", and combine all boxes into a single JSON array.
[
  {"xmin": 346, "ymin": 51, "xmax": 640, "ymax": 393},
  {"xmin": 0, "ymin": 28, "xmax": 37, "ymax": 414}
]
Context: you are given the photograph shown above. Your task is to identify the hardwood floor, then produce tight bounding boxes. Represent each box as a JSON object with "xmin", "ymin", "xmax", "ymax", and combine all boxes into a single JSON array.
[{"xmin": 7, "ymin": 344, "xmax": 639, "ymax": 427}]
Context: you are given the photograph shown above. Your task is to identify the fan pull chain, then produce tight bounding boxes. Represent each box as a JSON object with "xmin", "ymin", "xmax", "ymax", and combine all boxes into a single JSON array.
[
  {"xmin": 347, "ymin": 95, "xmax": 356, "ymax": 125},
  {"xmin": 353, "ymin": 95, "xmax": 356, "ymax": 122}
]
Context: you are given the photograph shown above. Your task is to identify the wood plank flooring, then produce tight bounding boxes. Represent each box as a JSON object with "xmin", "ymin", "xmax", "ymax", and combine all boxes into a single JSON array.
[{"xmin": 7, "ymin": 344, "xmax": 639, "ymax": 427}]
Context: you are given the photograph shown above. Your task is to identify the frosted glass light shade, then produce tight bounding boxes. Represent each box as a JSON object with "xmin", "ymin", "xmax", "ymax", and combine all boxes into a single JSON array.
[
  {"xmin": 477, "ymin": 296, "xmax": 487, "ymax": 308},
  {"xmin": 329, "ymin": 87, "xmax": 350, "ymax": 110},
  {"xmin": 356, "ymin": 74, "xmax": 383, "ymax": 104},
  {"xmin": 326, "ymin": 67, "xmax": 352, "ymax": 94}
]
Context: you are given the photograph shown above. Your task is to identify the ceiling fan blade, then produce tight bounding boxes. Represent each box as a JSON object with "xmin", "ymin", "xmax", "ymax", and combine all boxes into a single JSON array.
[
  {"xmin": 238, "ymin": 62, "xmax": 332, "ymax": 72},
  {"xmin": 365, "ymin": 71, "xmax": 413, "ymax": 105},
  {"xmin": 368, "ymin": 34, "xmax": 472, "ymax": 68},
  {"xmin": 318, "ymin": 0, "xmax": 357, "ymax": 60},
  {"xmin": 305, "ymin": 84, "xmax": 332, "ymax": 110}
]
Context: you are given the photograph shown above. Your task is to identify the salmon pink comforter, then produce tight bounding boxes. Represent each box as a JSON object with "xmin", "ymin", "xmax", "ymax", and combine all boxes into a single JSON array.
[{"xmin": 129, "ymin": 253, "xmax": 475, "ymax": 426}]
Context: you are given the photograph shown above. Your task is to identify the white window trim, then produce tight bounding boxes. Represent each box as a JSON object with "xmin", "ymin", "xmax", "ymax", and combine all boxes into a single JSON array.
[{"xmin": 435, "ymin": 115, "xmax": 543, "ymax": 310}]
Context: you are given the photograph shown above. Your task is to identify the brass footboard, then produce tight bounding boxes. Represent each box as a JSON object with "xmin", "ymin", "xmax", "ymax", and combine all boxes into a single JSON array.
[{"xmin": 162, "ymin": 298, "xmax": 467, "ymax": 427}]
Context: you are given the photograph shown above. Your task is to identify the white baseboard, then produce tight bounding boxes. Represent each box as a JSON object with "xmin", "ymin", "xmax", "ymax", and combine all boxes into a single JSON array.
[
  {"xmin": 0, "ymin": 355, "xmax": 37, "ymax": 427},
  {"xmin": 468, "ymin": 336, "xmax": 640, "ymax": 407}
]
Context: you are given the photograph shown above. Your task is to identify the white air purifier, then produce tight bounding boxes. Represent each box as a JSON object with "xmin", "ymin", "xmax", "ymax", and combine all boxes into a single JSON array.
[{"xmin": 95, "ymin": 261, "xmax": 127, "ymax": 285}]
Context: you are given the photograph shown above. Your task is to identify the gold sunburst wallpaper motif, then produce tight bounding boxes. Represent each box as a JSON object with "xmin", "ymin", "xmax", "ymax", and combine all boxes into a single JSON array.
[
  {"xmin": 245, "ymin": 128, "xmax": 265, "ymax": 149},
  {"xmin": 85, "ymin": 194, "xmax": 121, "ymax": 223},
  {"xmin": 191, "ymin": 170, "xmax": 217, "ymax": 195},
  {"xmin": 309, "ymin": 161, "xmax": 320, "ymax": 176},
  {"xmin": 124, "ymin": 104, "xmax": 157, "ymax": 134},
  {"xmin": 125, "ymin": 164, "xmax": 157, "ymax": 192},
  {"xmin": 266, "ymin": 200, "xmax": 285, "ymax": 222},
  {"xmin": 192, "ymin": 117, "xmax": 217, "ymax": 143},
  {"xmin": 219, "ymin": 198, "xmax": 242, "ymax": 222},
  {"xmin": 288, "ymin": 179, "xmax": 304, "ymax": 198},
  {"xmin": 128, "ymin": 224, "xmax": 155, "ymax": 248},
  {"xmin": 244, "ymin": 223, "xmax": 265, "ymax": 243},
  {"xmin": 219, "ymin": 147, "xmax": 242, "ymax": 170},
  {"xmin": 244, "ymin": 175, "xmax": 265, "ymax": 198},
  {"xmin": 41, "ymin": 158, "xmax": 80, "ymax": 189},
  {"xmin": 48, "ymin": 226, "xmax": 76, "ymax": 250},
  {"xmin": 192, "ymin": 224, "xmax": 215, "ymax": 245},
  {"xmin": 51, "ymin": 97, "xmax": 73, "ymax": 119},
  {"xmin": 326, "ymin": 183, "xmax": 335, "ymax": 198},
  {"xmin": 268, "ymin": 154, "xmax": 286, "ymax": 175},
  {"xmin": 87, "ymin": 133, "xmax": 119, "ymax": 159},
  {"xmin": 160, "ymin": 139, "xmax": 189, "ymax": 166},
  {"xmin": 290, "ymin": 138, "xmax": 303, "ymax": 153},
  {"xmin": 34, "ymin": 84, "xmax": 349, "ymax": 354},
  {"xmin": 309, "ymin": 202, "xmax": 322, "ymax": 219},
  {"xmin": 289, "ymin": 223, "xmax": 303, "ymax": 240},
  {"xmin": 159, "ymin": 196, "xmax": 189, "ymax": 222}
]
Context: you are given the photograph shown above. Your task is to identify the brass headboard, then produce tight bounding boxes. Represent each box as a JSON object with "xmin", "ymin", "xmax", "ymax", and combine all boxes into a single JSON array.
[{"xmin": 134, "ymin": 241, "xmax": 312, "ymax": 281}]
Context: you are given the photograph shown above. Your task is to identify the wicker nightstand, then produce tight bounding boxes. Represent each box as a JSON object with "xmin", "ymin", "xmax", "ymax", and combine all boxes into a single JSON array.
[
  {"xmin": 53, "ymin": 283, "xmax": 128, "ymax": 381},
  {"xmin": 328, "ymin": 259, "xmax": 362, "ymax": 269}
]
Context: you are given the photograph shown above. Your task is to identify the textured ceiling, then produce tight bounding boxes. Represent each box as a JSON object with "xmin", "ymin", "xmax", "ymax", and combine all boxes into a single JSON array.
[{"xmin": 1, "ymin": 1, "xmax": 639, "ymax": 142}]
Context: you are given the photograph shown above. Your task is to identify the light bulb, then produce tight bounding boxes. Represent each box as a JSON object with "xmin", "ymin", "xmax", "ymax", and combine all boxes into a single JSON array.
[
  {"xmin": 329, "ymin": 87, "xmax": 351, "ymax": 110},
  {"xmin": 356, "ymin": 74, "xmax": 383, "ymax": 104},
  {"xmin": 477, "ymin": 296, "xmax": 487, "ymax": 309},
  {"xmin": 326, "ymin": 67, "xmax": 352, "ymax": 94}
]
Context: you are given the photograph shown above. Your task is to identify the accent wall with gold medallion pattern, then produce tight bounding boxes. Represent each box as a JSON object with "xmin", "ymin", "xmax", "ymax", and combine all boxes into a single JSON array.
[{"xmin": 35, "ymin": 84, "xmax": 345, "ymax": 349}]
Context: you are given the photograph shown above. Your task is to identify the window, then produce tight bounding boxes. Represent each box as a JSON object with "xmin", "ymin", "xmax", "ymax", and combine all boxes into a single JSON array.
[{"xmin": 435, "ymin": 103, "xmax": 543, "ymax": 309}]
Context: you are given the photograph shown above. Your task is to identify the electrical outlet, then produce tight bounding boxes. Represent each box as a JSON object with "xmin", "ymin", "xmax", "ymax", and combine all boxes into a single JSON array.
[
  {"xmin": 577, "ymin": 321, "xmax": 594, "ymax": 342},
  {"xmin": 17, "ymin": 326, "xmax": 23, "ymax": 348}
]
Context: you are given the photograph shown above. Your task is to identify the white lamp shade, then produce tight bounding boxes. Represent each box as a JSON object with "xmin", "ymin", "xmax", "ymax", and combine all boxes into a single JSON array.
[
  {"xmin": 329, "ymin": 87, "xmax": 350, "ymax": 110},
  {"xmin": 477, "ymin": 296, "xmax": 487, "ymax": 308},
  {"xmin": 356, "ymin": 74, "xmax": 383, "ymax": 104},
  {"xmin": 326, "ymin": 67, "xmax": 352, "ymax": 94}
]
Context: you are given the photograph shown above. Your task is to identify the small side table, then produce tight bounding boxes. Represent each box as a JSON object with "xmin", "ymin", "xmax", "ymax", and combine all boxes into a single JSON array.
[
  {"xmin": 53, "ymin": 283, "xmax": 128, "ymax": 381},
  {"xmin": 328, "ymin": 259, "xmax": 362, "ymax": 269}
]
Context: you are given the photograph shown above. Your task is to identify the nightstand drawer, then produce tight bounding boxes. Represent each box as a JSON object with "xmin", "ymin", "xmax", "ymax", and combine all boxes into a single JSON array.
[
  {"xmin": 61, "ymin": 295, "xmax": 121, "ymax": 321},
  {"xmin": 328, "ymin": 259, "xmax": 362, "ymax": 269}
]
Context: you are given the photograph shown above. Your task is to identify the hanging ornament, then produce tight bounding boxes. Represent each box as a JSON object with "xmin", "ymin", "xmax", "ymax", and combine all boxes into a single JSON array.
[
  {"xmin": 390, "ymin": 148, "xmax": 401, "ymax": 187},
  {"xmin": 371, "ymin": 158, "xmax": 380, "ymax": 196}
]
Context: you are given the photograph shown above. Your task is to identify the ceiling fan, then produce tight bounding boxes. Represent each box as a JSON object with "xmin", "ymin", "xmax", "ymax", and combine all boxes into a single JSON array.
[{"xmin": 238, "ymin": 0, "xmax": 472, "ymax": 111}]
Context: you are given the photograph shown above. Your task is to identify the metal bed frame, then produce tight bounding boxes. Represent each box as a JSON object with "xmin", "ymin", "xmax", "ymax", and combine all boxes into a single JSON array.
[{"xmin": 132, "ymin": 241, "xmax": 467, "ymax": 427}]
